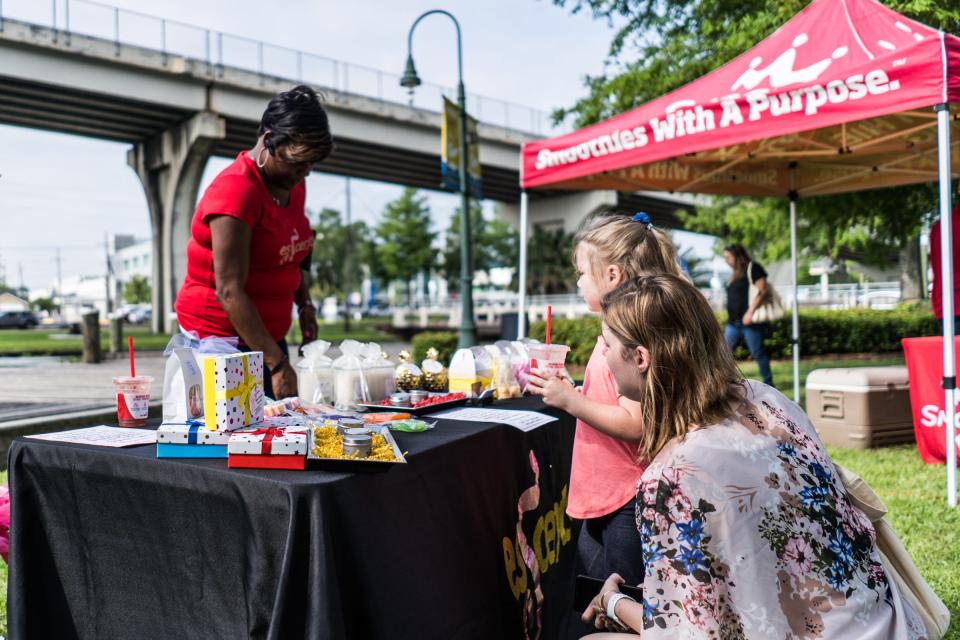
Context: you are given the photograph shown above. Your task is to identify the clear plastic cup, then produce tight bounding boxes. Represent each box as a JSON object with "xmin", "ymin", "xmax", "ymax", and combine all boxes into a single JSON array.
[
  {"xmin": 112, "ymin": 375, "xmax": 154, "ymax": 427},
  {"xmin": 528, "ymin": 344, "xmax": 570, "ymax": 380}
]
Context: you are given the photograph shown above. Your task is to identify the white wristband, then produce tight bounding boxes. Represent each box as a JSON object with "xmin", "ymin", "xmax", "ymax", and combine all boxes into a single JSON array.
[{"xmin": 606, "ymin": 591, "xmax": 635, "ymax": 626}]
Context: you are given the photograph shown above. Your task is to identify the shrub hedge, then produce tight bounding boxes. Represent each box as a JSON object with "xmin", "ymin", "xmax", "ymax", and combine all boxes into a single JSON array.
[
  {"xmin": 757, "ymin": 309, "xmax": 939, "ymax": 360},
  {"xmin": 529, "ymin": 309, "xmax": 940, "ymax": 366},
  {"xmin": 411, "ymin": 331, "xmax": 459, "ymax": 365},
  {"xmin": 408, "ymin": 309, "xmax": 939, "ymax": 367}
]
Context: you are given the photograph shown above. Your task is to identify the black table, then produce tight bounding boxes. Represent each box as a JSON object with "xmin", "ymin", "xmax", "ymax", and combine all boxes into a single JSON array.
[{"xmin": 7, "ymin": 397, "xmax": 579, "ymax": 639}]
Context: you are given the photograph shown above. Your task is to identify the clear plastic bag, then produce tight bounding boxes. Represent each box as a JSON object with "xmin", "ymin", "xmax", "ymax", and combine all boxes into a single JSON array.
[
  {"xmin": 361, "ymin": 343, "xmax": 396, "ymax": 402},
  {"xmin": 297, "ymin": 340, "xmax": 334, "ymax": 404},
  {"xmin": 162, "ymin": 331, "xmax": 240, "ymax": 421},
  {"xmin": 333, "ymin": 340, "xmax": 370, "ymax": 409}
]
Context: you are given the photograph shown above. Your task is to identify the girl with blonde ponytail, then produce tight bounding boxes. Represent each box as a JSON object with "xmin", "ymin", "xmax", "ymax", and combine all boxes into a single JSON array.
[{"xmin": 526, "ymin": 211, "xmax": 684, "ymax": 590}]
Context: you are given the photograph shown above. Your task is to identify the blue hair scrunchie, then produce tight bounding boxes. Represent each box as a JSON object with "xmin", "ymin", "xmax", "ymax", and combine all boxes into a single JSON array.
[{"xmin": 632, "ymin": 211, "xmax": 654, "ymax": 229}]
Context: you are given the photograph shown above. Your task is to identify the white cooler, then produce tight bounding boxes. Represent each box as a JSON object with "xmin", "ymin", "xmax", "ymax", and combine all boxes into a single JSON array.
[{"xmin": 805, "ymin": 366, "xmax": 913, "ymax": 449}]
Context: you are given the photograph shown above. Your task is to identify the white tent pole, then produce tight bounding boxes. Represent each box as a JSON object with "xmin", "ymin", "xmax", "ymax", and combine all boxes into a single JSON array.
[
  {"xmin": 517, "ymin": 190, "xmax": 529, "ymax": 339},
  {"xmin": 789, "ymin": 165, "xmax": 801, "ymax": 402},
  {"xmin": 935, "ymin": 101, "xmax": 956, "ymax": 508}
]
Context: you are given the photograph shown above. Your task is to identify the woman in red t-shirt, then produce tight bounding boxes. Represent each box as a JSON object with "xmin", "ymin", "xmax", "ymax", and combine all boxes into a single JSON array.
[{"xmin": 175, "ymin": 85, "xmax": 334, "ymax": 399}]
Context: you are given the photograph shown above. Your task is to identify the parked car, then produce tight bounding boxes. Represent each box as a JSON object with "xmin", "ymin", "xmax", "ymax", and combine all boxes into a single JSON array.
[
  {"xmin": 126, "ymin": 307, "xmax": 152, "ymax": 325},
  {"xmin": 0, "ymin": 310, "xmax": 39, "ymax": 329}
]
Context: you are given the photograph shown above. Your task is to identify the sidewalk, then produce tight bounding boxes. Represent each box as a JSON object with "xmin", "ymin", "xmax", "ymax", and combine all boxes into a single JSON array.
[
  {"xmin": 0, "ymin": 353, "xmax": 167, "ymax": 422},
  {"xmin": 0, "ymin": 342, "xmax": 411, "ymax": 465}
]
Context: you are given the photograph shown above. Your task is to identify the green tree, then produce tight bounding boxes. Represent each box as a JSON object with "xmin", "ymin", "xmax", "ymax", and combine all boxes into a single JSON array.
[
  {"xmin": 527, "ymin": 226, "xmax": 576, "ymax": 295},
  {"xmin": 486, "ymin": 215, "xmax": 520, "ymax": 270},
  {"xmin": 671, "ymin": 234, "xmax": 712, "ymax": 287},
  {"xmin": 552, "ymin": 0, "xmax": 959, "ymax": 288},
  {"xmin": 442, "ymin": 203, "xmax": 519, "ymax": 292},
  {"xmin": 375, "ymin": 188, "xmax": 436, "ymax": 305},
  {"xmin": 311, "ymin": 207, "xmax": 379, "ymax": 300},
  {"xmin": 551, "ymin": 0, "xmax": 958, "ymax": 128},
  {"xmin": 122, "ymin": 275, "xmax": 151, "ymax": 304},
  {"xmin": 31, "ymin": 296, "xmax": 59, "ymax": 314}
]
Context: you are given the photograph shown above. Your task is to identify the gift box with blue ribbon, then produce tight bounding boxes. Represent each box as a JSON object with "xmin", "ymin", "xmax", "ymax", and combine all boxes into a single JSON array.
[{"xmin": 156, "ymin": 420, "xmax": 233, "ymax": 458}]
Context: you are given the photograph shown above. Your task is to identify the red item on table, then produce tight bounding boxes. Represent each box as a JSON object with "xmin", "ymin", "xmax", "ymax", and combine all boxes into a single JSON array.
[
  {"xmin": 227, "ymin": 454, "xmax": 305, "ymax": 470},
  {"xmin": 375, "ymin": 392, "xmax": 466, "ymax": 408},
  {"xmin": 546, "ymin": 305, "xmax": 552, "ymax": 345},
  {"xmin": 128, "ymin": 335, "xmax": 136, "ymax": 377}
]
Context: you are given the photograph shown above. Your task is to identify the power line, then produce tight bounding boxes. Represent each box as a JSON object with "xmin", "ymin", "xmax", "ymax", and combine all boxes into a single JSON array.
[{"xmin": 0, "ymin": 241, "xmax": 147, "ymax": 251}]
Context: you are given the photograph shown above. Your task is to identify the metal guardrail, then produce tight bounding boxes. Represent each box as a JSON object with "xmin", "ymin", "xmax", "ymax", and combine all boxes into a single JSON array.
[
  {"xmin": 412, "ymin": 282, "xmax": 904, "ymax": 320},
  {"xmin": 702, "ymin": 282, "xmax": 902, "ymax": 312},
  {"xmin": 0, "ymin": 0, "xmax": 552, "ymax": 135}
]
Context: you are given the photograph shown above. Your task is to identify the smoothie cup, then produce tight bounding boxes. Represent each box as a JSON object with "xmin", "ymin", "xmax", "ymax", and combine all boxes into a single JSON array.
[
  {"xmin": 112, "ymin": 375, "xmax": 154, "ymax": 427},
  {"xmin": 528, "ymin": 344, "xmax": 570, "ymax": 380}
]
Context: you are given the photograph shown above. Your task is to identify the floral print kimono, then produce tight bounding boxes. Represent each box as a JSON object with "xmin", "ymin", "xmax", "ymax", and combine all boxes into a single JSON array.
[{"xmin": 635, "ymin": 380, "xmax": 925, "ymax": 639}]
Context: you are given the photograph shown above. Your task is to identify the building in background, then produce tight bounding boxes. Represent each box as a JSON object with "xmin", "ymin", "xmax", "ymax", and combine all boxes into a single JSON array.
[
  {"xmin": 112, "ymin": 236, "xmax": 152, "ymax": 284},
  {"xmin": 0, "ymin": 293, "xmax": 30, "ymax": 312},
  {"xmin": 29, "ymin": 234, "xmax": 153, "ymax": 324}
]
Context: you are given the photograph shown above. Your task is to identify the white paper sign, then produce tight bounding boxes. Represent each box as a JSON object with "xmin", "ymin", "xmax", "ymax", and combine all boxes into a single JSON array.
[
  {"xmin": 427, "ymin": 408, "xmax": 558, "ymax": 432},
  {"xmin": 26, "ymin": 426, "xmax": 158, "ymax": 448}
]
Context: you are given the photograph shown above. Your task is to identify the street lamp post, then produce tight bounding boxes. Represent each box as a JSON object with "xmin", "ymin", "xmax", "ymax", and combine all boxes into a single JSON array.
[{"xmin": 401, "ymin": 10, "xmax": 477, "ymax": 349}]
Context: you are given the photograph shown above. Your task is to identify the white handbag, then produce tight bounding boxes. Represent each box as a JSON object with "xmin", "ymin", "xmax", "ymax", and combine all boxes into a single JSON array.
[
  {"xmin": 748, "ymin": 262, "xmax": 785, "ymax": 323},
  {"xmin": 837, "ymin": 463, "xmax": 951, "ymax": 639}
]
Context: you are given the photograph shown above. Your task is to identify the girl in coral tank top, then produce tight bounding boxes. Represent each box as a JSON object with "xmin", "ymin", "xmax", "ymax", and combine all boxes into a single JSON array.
[{"xmin": 527, "ymin": 212, "xmax": 683, "ymax": 586}]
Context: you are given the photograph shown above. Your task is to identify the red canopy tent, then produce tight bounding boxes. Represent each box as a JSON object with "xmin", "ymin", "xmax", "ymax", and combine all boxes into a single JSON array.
[{"xmin": 516, "ymin": 0, "xmax": 960, "ymax": 502}]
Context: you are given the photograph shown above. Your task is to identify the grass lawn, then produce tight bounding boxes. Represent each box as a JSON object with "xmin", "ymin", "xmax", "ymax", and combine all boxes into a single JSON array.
[
  {"xmin": 826, "ymin": 445, "xmax": 960, "ymax": 639},
  {"xmin": 0, "ymin": 319, "xmax": 400, "ymax": 358},
  {"xmin": 0, "ymin": 327, "xmax": 172, "ymax": 356},
  {"xmin": 310, "ymin": 317, "xmax": 397, "ymax": 344}
]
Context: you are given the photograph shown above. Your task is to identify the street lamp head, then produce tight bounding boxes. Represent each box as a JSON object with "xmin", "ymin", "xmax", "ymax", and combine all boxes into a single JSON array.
[{"xmin": 400, "ymin": 55, "xmax": 422, "ymax": 92}]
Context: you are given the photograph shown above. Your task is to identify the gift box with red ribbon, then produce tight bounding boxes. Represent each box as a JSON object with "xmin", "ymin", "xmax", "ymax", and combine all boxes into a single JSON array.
[{"xmin": 227, "ymin": 425, "xmax": 307, "ymax": 470}]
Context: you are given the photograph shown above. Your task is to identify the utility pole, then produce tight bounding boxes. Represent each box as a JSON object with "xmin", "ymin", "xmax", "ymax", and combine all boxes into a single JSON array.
[
  {"xmin": 55, "ymin": 247, "xmax": 63, "ymax": 319},
  {"xmin": 343, "ymin": 177, "xmax": 352, "ymax": 333},
  {"xmin": 104, "ymin": 233, "xmax": 114, "ymax": 315}
]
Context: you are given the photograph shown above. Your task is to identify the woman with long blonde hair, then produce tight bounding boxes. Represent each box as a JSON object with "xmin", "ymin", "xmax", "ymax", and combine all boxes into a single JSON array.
[{"xmin": 581, "ymin": 273, "xmax": 925, "ymax": 639}]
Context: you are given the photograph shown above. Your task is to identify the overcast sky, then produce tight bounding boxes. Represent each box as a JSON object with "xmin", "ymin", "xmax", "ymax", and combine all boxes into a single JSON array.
[{"xmin": 0, "ymin": 0, "xmax": 715, "ymax": 291}]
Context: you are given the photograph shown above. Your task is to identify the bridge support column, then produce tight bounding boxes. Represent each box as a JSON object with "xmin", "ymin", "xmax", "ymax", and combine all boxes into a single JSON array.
[
  {"xmin": 127, "ymin": 112, "xmax": 225, "ymax": 334},
  {"xmin": 499, "ymin": 190, "xmax": 618, "ymax": 234}
]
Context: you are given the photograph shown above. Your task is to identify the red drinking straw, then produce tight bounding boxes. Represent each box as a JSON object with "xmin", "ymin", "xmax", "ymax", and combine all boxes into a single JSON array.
[
  {"xmin": 128, "ymin": 335, "xmax": 136, "ymax": 378},
  {"xmin": 546, "ymin": 305, "xmax": 552, "ymax": 345}
]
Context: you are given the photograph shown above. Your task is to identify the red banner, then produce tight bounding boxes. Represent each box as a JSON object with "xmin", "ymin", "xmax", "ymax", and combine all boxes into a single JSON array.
[{"xmin": 903, "ymin": 336, "xmax": 960, "ymax": 464}]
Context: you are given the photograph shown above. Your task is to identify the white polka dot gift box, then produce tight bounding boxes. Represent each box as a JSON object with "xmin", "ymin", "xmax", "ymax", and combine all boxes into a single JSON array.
[{"xmin": 202, "ymin": 352, "xmax": 265, "ymax": 432}]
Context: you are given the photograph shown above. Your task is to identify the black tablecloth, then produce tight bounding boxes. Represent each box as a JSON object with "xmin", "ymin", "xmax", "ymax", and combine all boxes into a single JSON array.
[{"xmin": 7, "ymin": 397, "xmax": 579, "ymax": 639}]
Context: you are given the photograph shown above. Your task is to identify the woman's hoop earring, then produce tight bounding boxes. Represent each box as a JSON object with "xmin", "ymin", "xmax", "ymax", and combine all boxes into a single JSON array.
[{"xmin": 256, "ymin": 147, "xmax": 269, "ymax": 168}]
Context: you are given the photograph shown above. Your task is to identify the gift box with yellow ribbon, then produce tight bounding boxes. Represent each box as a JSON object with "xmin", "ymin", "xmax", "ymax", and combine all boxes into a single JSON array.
[{"xmin": 202, "ymin": 352, "xmax": 265, "ymax": 431}]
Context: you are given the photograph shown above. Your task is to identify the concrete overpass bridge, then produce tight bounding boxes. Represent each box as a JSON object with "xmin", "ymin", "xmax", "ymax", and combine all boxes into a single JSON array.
[{"xmin": 0, "ymin": 5, "xmax": 694, "ymax": 332}]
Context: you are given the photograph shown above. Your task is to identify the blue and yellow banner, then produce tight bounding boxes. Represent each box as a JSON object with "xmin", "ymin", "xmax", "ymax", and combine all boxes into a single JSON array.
[{"xmin": 441, "ymin": 97, "xmax": 483, "ymax": 198}]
